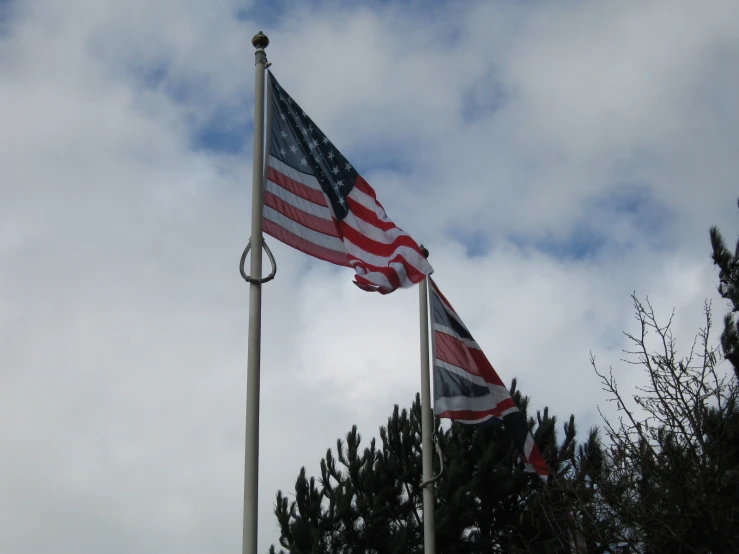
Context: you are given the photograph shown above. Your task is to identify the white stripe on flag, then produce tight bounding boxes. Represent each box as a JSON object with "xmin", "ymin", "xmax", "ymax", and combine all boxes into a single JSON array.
[
  {"xmin": 266, "ymin": 179, "xmax": 335, "ymax": 220},
  {"xmin": 499, "ymin": 405, "xmax": 520, "ymax": 417},
  {"xmin": 268, "ymin": 155, "xmax": 322, "ymax": 191},
  {"xmin": 264, "ymin": 207, "xmax": 346, "ymax": 252},
  {"xmin": 431, "ymin": 287, "xmax": 471, "ymax": 337},
  {"xmin": 342, "ymin": 212, "xmax": 407, "ymax": 245},
  {"xmin": 453, "ymin": 414, "xmax": 497, "ymax": 425},
  {"xmin": 353, "ymin": 266, "xmax": 393, "ymax": 291},
  {"xmin": 342, "ymin": 242, "xmax": 429, "ymax": 273},
  {"xmin": 435, "ymin": 360, "xmax": 511, "ymax": 395},
  {"xmin": 523, "ymin": 433, "xmax": 535, "ymax": 459},
  {"xmin": 434, "ymin": 395, "xmax": 518, "ymax": 414},
  {"xmin": 347, "ymin": 187, "xmax": 394, "ymax": 222},
  {"xmin": 433, "ymin": 325, "xmax": 481, "ymax": 350},
  {"xmin": 353, "ymin": 258, "xmax": 420, "ymax": 290}
]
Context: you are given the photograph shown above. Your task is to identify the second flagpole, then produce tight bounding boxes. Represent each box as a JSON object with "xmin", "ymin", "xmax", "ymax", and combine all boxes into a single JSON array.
[{"xmin": 418, "ymin": 246, "xmax": 436, "ymax": 554}]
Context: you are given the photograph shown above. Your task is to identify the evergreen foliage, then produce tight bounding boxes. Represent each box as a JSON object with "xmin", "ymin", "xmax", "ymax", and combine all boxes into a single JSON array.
[
  {"xmin": 269, "ymin": 384, "xmax": 604, "ymax": 553},
  {"xmin": 710, "ymin": 199, "xmax": 739, "ymax": 379},
  {"xmin": 270, "ymin": 207, "xmax": 739, "ymax": 553}
]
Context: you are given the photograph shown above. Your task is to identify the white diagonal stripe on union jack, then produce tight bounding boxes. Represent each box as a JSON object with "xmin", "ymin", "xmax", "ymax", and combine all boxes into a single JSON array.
[{"xmin": 430, "ymin": 278, "xmax": 550, "ymax": 481}]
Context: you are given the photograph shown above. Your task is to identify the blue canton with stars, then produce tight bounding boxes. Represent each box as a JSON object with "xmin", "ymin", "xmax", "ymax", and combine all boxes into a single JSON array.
[{"xmin": 268, "ymin": 72, "xmax": 358, "ymax": 221}]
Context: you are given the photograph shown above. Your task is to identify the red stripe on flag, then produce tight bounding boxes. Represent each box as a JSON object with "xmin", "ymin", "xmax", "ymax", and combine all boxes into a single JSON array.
[
  {"xmin": 352, "ymin": 175, "xmax": 374, "ymax": 197},
  {"xmin": 434, "ymin": 332, "xmax": 506, "ymax": 387},
  {"xmin": 346, "ymin": 196, "xmax": 397, "ymax": 232},
  {"xmin": 353, "ymin": 175, "xmax": 390, "ymax": 212},
  {"xmin": 263, "ymin": 219, "xmax": 350, "ymax": 267},
  {"xmin": 347, "ymin": 252, "xmax": 426, "ymax": 286},
  {"xmin": 264, "ymin": 192, "xmax": 339, "ymax": 237},
  {"xmin": 352, "ymin": 266, "xmax": 401, "ymax": 293},
  {"xmin": 526, "ymin": 447, "xmax": 550, "ymax": 477},
  {"xmin": 267, "ymin": 167, "xmax": 327, "ymax": 206},
  {"xmin": 339, "ymin": 220, "xmax": 427, "ymax": 259},
  {"xmin": 353, "ymin": 275, "xmax": 395, "ymax": 295}
]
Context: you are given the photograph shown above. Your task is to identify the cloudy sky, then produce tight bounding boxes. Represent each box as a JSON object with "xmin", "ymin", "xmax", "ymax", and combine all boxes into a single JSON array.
[{"xmin": 1, "ymin": 0, "xmax": 738, "ymax": 552}]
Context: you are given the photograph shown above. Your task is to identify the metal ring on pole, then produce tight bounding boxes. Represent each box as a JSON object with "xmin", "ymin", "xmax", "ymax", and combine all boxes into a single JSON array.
[
  {"xmin": 420, "ymin": 434, "xmax": 444, "ymax": 489},
  {"xmin": 240, "ymin": 239, "xmax": 277, "ymax": 284}
]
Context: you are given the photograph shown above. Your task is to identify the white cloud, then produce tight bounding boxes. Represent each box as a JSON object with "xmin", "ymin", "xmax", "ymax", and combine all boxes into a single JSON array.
[{"xmin": 1, "ymin": 0, "xmax": 738, "ymax": 552}]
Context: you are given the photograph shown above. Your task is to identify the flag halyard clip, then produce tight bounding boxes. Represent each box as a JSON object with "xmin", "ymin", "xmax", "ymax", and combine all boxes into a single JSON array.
[
  {"xmin": 419, "ymin": 433, "xmax": 444, "ymax": 489},
  {"xmin": 239, "ymin": 239, "xmax": 277, "ymax": 284}
]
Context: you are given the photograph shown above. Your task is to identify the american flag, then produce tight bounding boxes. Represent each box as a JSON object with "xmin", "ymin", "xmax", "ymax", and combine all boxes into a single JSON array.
[
  {"xmin": 263, "ymin": 72, "xmax": 433, "ymax": 294},
  {"xmin": 430, "ymin": 278, "xmax": 549, "ymax": 481}
]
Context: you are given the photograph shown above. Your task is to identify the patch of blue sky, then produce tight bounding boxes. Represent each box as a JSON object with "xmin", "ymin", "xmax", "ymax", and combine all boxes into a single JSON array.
[
  {"xmin": 451, "ymin": 182, "xmax": 674, "ymax": 261},
  {"xmin": 190, "ymin": 91, "xmax": 251, "ymax": 154},
  {"xmin": 461, "ymin": 67, "xmax": 509, "ymax": 123},
  {"xmin": 192, "ymin": 119, "xmax": 249, "ymax": 154},
  {"xmin": 127, "ymin": 55, "xmax": 396, "ymax": 159},
  {"xmin": 594, "ymin": 182, "xmax": 672, "ymax": 238},
  {"xmin": 369, "ymin": 0, "xmax": 466, "ymax": 28},
  {"xmin": 245, "ymin": 0, "xmax": 451, "ymax": 15},
  {"xmin": 0, "ymin": 0, "xmax": 17, "ymax": 38},
  {"xmin": 333, "ymin": 129, "xmax": 418, "ymax": 179},
  {"xmin": 506, "ymin": 222, "xmax": 607, "ymax": 262},
  {"xmin": 130, "ymin": 61, "xmax": 199, "ymax": 104},
  {"xmin": 236, "ymin": 0, "xmax": 290, "ymax": 28},
  {"xmin": 447, "ymin": 228, "xmax": 491, "ymax": 258},
  {"xmin": 238, "ymin": 0, "xmax": 464, "ymax": 45},
  {"xmin": 137, "ymin": 64, "xmax": 168, "ymax": 90},
  {"xmin": 129, "ymin": 60, "xmax": 251, "ymax": 155},
  {"xmin": 350, "ymin": 144, "xmax": 414, "ymax": 177}
]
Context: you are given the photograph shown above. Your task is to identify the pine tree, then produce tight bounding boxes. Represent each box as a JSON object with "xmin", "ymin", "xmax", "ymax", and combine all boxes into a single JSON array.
[
  {"xmin": 710, "ymin": 198, "xmax": 739, "ymax": 380},
  {"xmin": 269, "ymin": 383, "xmax": 607, "ymax": 553}
]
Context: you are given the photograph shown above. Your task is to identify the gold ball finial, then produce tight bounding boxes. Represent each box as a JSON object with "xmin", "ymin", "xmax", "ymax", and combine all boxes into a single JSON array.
[{"xmin": 252, "ymin": 31, "xmax": 269, "ymax": 49}]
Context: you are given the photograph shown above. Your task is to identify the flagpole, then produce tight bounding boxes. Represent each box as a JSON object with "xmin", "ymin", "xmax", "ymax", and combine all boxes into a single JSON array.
[
  {"xmin": 418, "ymin": 246, "xmax": 436, "ymax": 554},
  {"xmin": 243, "ymin": 30, "xmax": 269, "ymax": 554}
]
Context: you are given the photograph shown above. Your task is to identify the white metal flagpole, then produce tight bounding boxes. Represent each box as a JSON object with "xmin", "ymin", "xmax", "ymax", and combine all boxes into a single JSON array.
[
  {"xmin": 242, "ymin": 30, "xmax": 270, "ymax": 554},
  {"xmin": 418, "ymin": 246, "xmax": 436, "ymax": 554}
]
